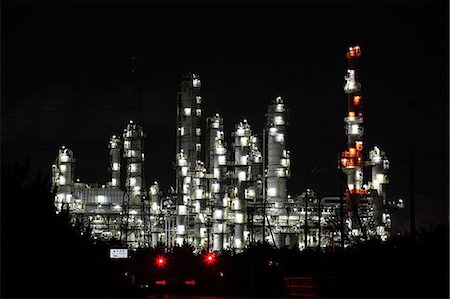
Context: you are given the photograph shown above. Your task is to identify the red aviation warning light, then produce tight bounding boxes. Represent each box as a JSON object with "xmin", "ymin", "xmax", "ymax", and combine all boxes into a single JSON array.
[
  {"xmin": 156, "ymin": 256, "xmax": 166, "ymax": 267},
  {"xmin": 204, "ymin": 252, "xmax": 216, "ymax": 264}
]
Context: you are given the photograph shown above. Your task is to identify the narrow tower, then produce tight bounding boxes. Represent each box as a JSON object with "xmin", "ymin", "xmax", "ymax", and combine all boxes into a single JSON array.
[
  {"xmin": 123, "ymin": 121, "xmax": 145, "ymax": 205},
  {"xmin": 175, "ymin": 73, "xmax": 204, "ymax": 246},
  {"xmin": 232, "ymin": 120, "xmax": 253, "ymax": 250},
  {"xmin": 122, "ymin": 120, "xmax": 146, "ymax": 248},
  {"xmin": 206, "ymin": 114, "xmax": 228, "ymax": 251},
  {"xmin": 149, "ymin": 181, "xmax": 162, "ymax": 247},
  {"xmin": 369, "ymin": 146, "xmax": 391, "ymax": 239},
  {"xmin": 52, "ymin": 146, "xmax": 75, "ymax": 213},
  {"xmin": 108, "ymin": 135, "xmax": 121, "ymax": 188},
  {"xmin": 266, "ymin": 96, "xmax": 291, "ymax": 246},
  {"xmin": 340, "ymin": 46, "xmax": 366, "ymax": 229}
]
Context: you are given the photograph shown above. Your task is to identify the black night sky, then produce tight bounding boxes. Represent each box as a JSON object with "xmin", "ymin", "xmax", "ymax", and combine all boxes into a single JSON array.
[{"xmin": 2, "ymin": 2, "xmax": 449, "ymax": 232}]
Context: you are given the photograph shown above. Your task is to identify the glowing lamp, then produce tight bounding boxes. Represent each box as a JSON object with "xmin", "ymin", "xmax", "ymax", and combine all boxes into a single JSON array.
[
  {"xmin": 156, "ymin": 256, "xmax": 166, "ymax": 267},
  {"xmin": 205, "ymin": 252, "xmax": 215, "ymax": 264},
  {"xmin": 349, "ymin": 148, "xmax": 356, "ymax": 157}
]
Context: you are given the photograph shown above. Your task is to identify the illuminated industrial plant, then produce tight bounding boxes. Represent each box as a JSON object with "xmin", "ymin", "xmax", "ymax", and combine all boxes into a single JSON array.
[{"xmin": 51, "ymin": 46, "xmax": 403, "ymax": 251}]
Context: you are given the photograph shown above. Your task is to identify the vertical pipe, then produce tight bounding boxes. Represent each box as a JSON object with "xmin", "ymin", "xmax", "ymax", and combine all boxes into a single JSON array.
[{"xmin": 262, "ymin": 128, "xmax": 266, "ymax": 243}]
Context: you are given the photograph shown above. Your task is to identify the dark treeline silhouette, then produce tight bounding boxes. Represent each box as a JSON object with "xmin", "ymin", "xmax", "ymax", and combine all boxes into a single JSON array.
[
  {"xmin": 2, "ymin": 159, "xmax": 448, "ymax": 298},
  {"xmin": 1, "ymin": 158, "xmax": 146, "ymax": 298},
  {"xmin": 129, "ymin": 230, "xmax": 448, "ymax": 298}
]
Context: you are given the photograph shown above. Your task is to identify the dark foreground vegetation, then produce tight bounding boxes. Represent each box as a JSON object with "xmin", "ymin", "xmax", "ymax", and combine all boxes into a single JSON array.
[
  {"xmin": 1, "ymin": 159, "xmax": 146, "ymax": 298},
  {"xmin": 2, "ymin": 159, "xmax": 449, "ymax": 298}
]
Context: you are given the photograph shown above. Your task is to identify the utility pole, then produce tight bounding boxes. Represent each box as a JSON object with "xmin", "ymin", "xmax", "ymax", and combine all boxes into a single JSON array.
[
  {"xmin": 408, "ymin": 103, "xmax": 416, "ymax": 238},
  {"xmin": 399, "ymin": 100, "xmax": 423, "ymax": 238},
  {"xmin": 409, "ymin": 141, "xmax": 415, "ymax": 238}
]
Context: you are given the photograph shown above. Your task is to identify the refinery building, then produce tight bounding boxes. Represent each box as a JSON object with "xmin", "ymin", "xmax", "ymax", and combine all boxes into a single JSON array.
[{"xmin": 51, "ymin": 46, "xmax": 404, "ymax": 251}]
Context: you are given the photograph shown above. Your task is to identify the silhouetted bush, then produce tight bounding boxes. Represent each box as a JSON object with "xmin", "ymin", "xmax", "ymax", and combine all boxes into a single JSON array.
[{"xmin": 1, "ymin": 159, "xmax": 146, "ymax": 298}]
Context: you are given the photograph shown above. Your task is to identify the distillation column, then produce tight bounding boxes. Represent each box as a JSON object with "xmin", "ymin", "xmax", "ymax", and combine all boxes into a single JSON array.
[
  {"xmin": 248, "ymin": 134, "xmax": 263, "ymax": 243},
  {"xmin": 192, "ymin": 160, "xmax": 207, "ymax": 248},
  {"xmin": 175, "ymin": 151, "xmax": 189, "ymax": 246},
  {"xmin": 52, "ymin": 146, "xmax": 75, "ymax": 213},
  {"xmin": 340, "ymin": 45, "xmax": 366, "ymax": 233},
  {"xmin": 175, "ymin": 73, "xmax": 203, "ymax": 246},
  {"xmin": 149, "ymin": 181, "xmax": 162, "ymax": 247},
  {"xmin": 249, "ymin": 136, "xmax": 263, "ymax": 187},
  {"xmin": 108, "ymin": 135, "xmax": 121, "ymax": 188},
  {"xmin": 369, "ymin": 146, "xmax": 391, "ymax": 239},
  {"xmin": 266, "ymin": 96, "xmax": 291, "ymax": 247},
  {"xmin": 123, "ymin": 120, "xmax": 146, "ymax": 248},
  {"xmin": 206, "ymin": 114, "xmax": 229, "ymax": 251},
  {"xmin": 123, "ymin": 120, "xmax": 145, "ymax": 205},
  {"xmin": 232, "ymin": 120, "xmax": 253, "ymax": 251}
]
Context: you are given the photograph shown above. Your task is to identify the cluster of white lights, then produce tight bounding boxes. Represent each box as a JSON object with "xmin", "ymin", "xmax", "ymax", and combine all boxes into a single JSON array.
[
  {"xmin": 193, "ymin": 78, "xmax": 201, "ymax": 87},
  {"xmin": 274, "ymin": 116, "xmax": 284, "ymax": 125},
  {"xmin": 275, "ymin": 133, "xmax": 284, "ymax": 143}
]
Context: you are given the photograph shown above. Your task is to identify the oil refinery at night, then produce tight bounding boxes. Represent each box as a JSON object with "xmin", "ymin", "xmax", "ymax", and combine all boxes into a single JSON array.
[
  {"xmin": 3, "ymin": 2, "xmax": 448, "ymax": 298},
  {"xmin": 51, "ymin": 46, "xmax": 405, "ymax": 252}
]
